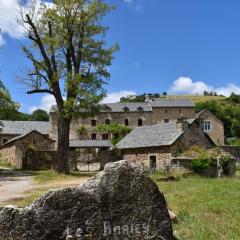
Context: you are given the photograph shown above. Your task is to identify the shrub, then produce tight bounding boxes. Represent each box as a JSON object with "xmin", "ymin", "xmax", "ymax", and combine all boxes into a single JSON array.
[{"xmin": 191, "ymin": 152, "xmax": 212, "ymax": 173}]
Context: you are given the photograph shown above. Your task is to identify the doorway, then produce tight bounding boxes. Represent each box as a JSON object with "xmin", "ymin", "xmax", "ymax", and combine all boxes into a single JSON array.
[{"xmin": 149, "ymin": 155, "xmax": 157, "ymax": 174}]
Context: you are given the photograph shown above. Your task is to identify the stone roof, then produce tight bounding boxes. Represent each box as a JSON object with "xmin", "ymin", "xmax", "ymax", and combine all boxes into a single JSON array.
[
  {"xmin": 149, "ymin": 99, "xmax": 195, "ymax": 108},
  {"xmin": 50, "ymin": 102, "xmax": 152, "ymax": 113},
  {"xmin": 70, "ymin": 140, "xmax": 112, "ymax": 148},
  {"xmin": 117, "ymin": 123, "xmax": 184, "ymax": 149},
  {"xmin": 195, "ymin": 108, "xmax": 208, "ymax": 118},
  {"xmin": 0, "ymin": 130, "xmax": 55, "ymax": 148},
  {"xmin": 0, "ymin": 121, "xmax": 49, "ymax": 135}
]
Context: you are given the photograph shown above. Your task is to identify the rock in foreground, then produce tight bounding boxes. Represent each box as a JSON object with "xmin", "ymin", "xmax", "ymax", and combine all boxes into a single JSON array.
[{"xmin": 0, "ymin": 160, "xmax": 174, "ymax": 240}]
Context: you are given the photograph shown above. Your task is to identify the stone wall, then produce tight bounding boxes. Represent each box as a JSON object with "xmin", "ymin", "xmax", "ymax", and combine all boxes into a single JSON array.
[
  {"xmin": 171, "ymin": 120, "xmax": 215, "ymax": 156},
  {"xmin": 151, "ymin": 107, "xmax": 196, "ymax": 124},
  {"xmin": 0, "ymin": 131, "xmax": 55, "ymax": 169},
  {"xmin": 122, "ymin": 146, "xmax": 172, "ymax": 170},
  {"xmin": 221, "ymin": 146, "xmax": 240, "ymax": 161},
  {"xmin": 0, "ymin": 145, "xmax": 19, "ymax": 167},
  {"xmin": 0, "ymin": 134, "xmax": 18, "ymax": 146},
  {"xmin": 199, "ymin": 110, "xmax": 225, "ymax": 145}
]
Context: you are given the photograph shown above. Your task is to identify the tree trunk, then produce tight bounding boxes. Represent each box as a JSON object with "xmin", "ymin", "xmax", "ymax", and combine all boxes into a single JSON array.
[{"xmin": 57, "ymin": 116, "xmax": 71, "ymax": 174}]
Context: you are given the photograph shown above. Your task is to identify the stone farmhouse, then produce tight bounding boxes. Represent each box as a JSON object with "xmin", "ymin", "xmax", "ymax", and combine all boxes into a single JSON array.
[{"xmin": 0, "ymin": 99, "xmax": 225, "ymax": 170}]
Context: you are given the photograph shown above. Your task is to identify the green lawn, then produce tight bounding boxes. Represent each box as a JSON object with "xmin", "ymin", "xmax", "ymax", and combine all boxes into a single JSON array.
[{"xmin": 151, "ymin": 171, "xmax": 240, "ymax": 240}]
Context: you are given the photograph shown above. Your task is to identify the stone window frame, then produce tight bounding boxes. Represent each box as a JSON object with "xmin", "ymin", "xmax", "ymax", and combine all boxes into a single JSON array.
[
  {"xmin": 137, "ymin": 106, "xmax": 144, "ymax": 112},
  {"xmin": 123, "ymin": 106, "xmax": 130, "ymax": 112},
  {"xmin": 125, "ymin": 119, "xmax": 129, "ymax": 126},
  {"xmin": 203, "ymin": 121, "xmax": 212, "ymax": 132},
  {"xmin": 102, "ymin": 133, "xmax": 109, "ymax": 140}
]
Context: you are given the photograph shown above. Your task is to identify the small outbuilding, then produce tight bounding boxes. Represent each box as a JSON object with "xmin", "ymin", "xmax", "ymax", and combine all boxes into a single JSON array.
[
  {"xmin": 0, "ymin": 130, "xmax": 55, "ymax": 169},
  {"xmin": 117, "ymin": 119, "xmax": 215, "ymax": 171}
]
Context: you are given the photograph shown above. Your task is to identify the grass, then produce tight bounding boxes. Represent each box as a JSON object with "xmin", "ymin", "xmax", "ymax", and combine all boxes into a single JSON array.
[
  {"xmin": 163, "ymin": 95, "xmax": 227, "ymax": 103},
  {"xmin": 150, "ymin": 170, "xmax": 240, "ymax": 240}
]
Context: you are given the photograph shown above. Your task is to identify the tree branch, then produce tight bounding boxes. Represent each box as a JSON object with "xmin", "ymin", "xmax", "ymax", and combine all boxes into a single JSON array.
[{"xmin": 27, "ymin": 89, "xmax": 54, "ymax": 95}]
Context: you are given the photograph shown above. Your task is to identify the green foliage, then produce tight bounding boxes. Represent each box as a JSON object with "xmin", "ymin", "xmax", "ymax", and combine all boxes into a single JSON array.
[
  {"xmin": 120, "ymin": 93, "xmax": 162, "ymax": 102},
  {"xmin": 30, "ymin": 109, "xmax": 49, "ymax": 121},
  {"xmin": 76, "ymin": 125, "xmax": 87, "ymax": 135},
  {"xmin": 95, "ymin": 123, "xmax": 132, "ymax": 134},
  {"xmin": 191, "ymin": 153, "xmax": 212, "ymax": 172},
  {"xmin": 228, "ymin": 92, "xmax": 240, "ymax": 104}
]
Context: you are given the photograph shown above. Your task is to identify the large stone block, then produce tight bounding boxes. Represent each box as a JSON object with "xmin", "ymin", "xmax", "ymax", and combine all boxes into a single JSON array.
[{"xmin": 0, "ymin": 160, "xmax": 174, "ymax": 240}]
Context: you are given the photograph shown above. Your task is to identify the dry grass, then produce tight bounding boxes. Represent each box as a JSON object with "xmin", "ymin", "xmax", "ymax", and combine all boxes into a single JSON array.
[{"xmin": 163, "ymin": 95, "xmax": 226, "ymax": 103}]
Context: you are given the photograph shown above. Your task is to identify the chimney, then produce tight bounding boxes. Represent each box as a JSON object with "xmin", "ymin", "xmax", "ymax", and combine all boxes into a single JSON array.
[{"xmin": 176, "ymin": 117, "xmax": 189, "ymax": 132}]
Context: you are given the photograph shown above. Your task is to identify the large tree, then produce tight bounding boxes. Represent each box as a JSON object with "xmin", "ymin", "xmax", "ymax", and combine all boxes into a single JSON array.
[{"xmin": 20, "ymin": 0, "xmax": 118, "ymax": 173}]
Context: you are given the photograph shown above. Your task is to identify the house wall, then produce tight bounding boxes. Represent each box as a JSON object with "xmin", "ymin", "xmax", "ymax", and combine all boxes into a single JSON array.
[
  {"xmin": 0, "ymin": 132, "xmax": 55, "ymax": 169},
  {"xmin": 199, "ymin": 110, "xmax": 224, "ymax": 145},
  {"xmin": 171, "ymin": 120, "xmax": 215, "ymax": 156},
  {"xmin": 151, "ymin": 107, "xmax": 196, "ymax": 124},
  {"xmin": 122, "ymin": 146, "xmax": 172, "ymax": 170},
  {"xmin": 0, "ymin": 145, "xmax": 19, "ymax": 167},
  {"xmin": 0, "ymin": 134, "xmax": 19, "ymax": 146}
]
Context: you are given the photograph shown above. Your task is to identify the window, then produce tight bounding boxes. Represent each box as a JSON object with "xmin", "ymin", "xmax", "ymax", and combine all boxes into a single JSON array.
[
  {"xmin": 138, "ymin": 119, "xmax": 143, "ymax": 126},
  {"xmin": 137, "ymin": 106, "xmax": 144, "ymax": 112},
  {"xmin": 123, "ymin": 106, "xmax": 130, "ymax": 112},
  {"xmin": 102, "ymin": 134, "xmax": 109, "ymax": 140},
  {"xmin": 179, "ymin": 109, "xmax": 182, "ymax": 113},
  {"xmin": 91, "ymin": 133, "xmax": 97, "ymax": 140},
  {"xmin": 165, "ymin": 109, "xmax": 168, "ymax": 114},
  {"xmin": 2, "ymin": 139, "xmax": 8, "ymax": 144},
  {"xmin": 164, "ymin": 119, "xmax": 169, "ymax": 123},
  {"xmin": 105, "ymin": 119, "xmax": 111, "ymax": 125},
  {"xmin": 91, "ymin": 119, "xmax": 97, "ymax": 126},
  {"xmin": 204, "ymin": 121, "xmax": 212, "ymax": 132},
  {"xmin": 125, "ymin": 119, "xmax": 129, "ymax": 126}
]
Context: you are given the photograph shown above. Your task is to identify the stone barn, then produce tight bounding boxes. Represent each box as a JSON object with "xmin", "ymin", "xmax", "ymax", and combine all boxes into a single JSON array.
[
  {"xmin": 117, "ymin": 118, "xmax": 215, "ymax": 171},
  {"xmin": 0, "ymin": 130, "xmax": 55, "ymax": 169}
]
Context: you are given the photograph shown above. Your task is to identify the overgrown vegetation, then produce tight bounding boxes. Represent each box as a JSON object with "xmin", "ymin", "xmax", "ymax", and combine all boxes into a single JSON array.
[
  {"xmin": 95, "ymin": 123, "xmax": 132, "ymax": 145},
  {"xmin": 181, "ymin": 146, "xmax": 232, "ymax": 174}
]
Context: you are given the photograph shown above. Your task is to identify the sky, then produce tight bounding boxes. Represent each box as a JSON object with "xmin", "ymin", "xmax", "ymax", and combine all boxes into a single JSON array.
[{"xmin": 1, "ymin": 0, "xmax": 240, "ymax": 113}]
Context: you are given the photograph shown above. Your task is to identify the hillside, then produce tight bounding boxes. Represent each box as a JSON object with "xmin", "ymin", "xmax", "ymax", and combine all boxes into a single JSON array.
[{"xmin": 159, "ymin": 95, "xmax": 227, "ymax": 104}]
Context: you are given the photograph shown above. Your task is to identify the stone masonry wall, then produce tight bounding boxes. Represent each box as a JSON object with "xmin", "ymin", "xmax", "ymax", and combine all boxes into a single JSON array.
[
  {"xmin": 122, "ymin": 146, "xmax": 172, "ymax": 170},
  {"xmin": 0, "ymin": 134, "xmax": 19, "ymax": 146},
  {"xmin": 151, "ymin": 107, "xmax": 196, "ymax": 124},
  {"xmin": 0, "ymin": 145, "xmax": 19, "ymax": 167},
  {"xmin": 171, "ymin": 120, "xmax": 215, "ymax": 156},
  {"xmin": 200, "ymin": 110, "xmax": 225, "ymax": 145}
]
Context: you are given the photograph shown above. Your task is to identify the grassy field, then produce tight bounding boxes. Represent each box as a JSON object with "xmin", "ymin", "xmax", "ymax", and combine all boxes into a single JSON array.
[
  {"xmin": 162, "ymin": 95, "xmax": 227, "ymax": 103},
  {"xmin": 151, "ymin": 170, "xmax": 240, "ymax": 240}
]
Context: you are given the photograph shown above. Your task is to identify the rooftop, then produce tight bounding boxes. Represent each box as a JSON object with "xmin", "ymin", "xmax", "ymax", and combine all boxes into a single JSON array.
[
  {"xmin": 0, "ymin": 121, "xmax": 49, "ymax": 135},
  {"xmin": 149, "ymin": 99, "xmax": 195, "ymax": 108},
  {"xmin": 70, "ymin": 140, "xmax": 112, "ymax": 148},
  {"xmin": 117, "ymin": 123, "xmax": 184, "ymax": 149}
]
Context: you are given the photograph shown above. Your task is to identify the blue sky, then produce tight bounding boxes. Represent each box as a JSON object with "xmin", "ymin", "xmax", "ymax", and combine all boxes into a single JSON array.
[{"xmin": 1, "ymin": 0, "xmax": 240, "ymax": 113}]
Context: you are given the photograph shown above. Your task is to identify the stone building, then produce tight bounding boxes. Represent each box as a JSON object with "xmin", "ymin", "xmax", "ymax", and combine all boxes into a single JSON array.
[
  {"xmin": 195, "ymin": 109, "xmax": 224, "ymax": 145},
  {"xmin": 117, "ymin": 118, "xmax": 215, "ymax": 170},
  {"xmin": 0, "ymin": 120, "xmax": 49, "ymax": 145},
  {"xmin": 49, "ymin": 99, "xmax": 197, "ymax": 144},
  {"xmin": 0, "ymin": 130, "xmax": 55, "ymax": 169}
]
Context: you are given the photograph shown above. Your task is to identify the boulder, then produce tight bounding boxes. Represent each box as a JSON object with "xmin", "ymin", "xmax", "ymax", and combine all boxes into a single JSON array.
[{"xmin": 0, "ymin": 160, "xmax": 174, "ymax": 240}]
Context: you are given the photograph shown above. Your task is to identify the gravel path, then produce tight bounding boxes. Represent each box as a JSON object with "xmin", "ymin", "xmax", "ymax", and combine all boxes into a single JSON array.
[{"xmin": 0, "ymin": 169, "xmax": 33, "ymax": 204}]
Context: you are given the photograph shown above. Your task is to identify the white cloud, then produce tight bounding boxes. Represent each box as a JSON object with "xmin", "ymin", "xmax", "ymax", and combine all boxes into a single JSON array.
[
  {"xmin": 123, "ymin": 0, "xmax": 143, "ymax": 11},
  {"xmin": 29, "ymin": 94, "xmax": 56, "ymax": 113},
  {"xmin": 0, "ymin": 0, "xmax": 53, "ymax": 44},
  {"xmin": 169, "ymin": 76, "xmax": 240, "ymax": 97},
  {"xmin": 169, "ymin": 77, "xmax": 213, "ymax": 95},
  {"xmin": 101, "ymin": 90, "xmax": 137, "ymax": 103}
]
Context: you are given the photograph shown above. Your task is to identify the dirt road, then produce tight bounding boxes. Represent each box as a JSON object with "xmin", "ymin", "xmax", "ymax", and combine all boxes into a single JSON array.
[{"xmin": 0, "ymin": 168, "xmax": 33, "ymax": 204}]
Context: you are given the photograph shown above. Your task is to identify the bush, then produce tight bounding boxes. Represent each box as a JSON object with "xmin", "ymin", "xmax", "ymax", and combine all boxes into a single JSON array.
[{"xmin": 191, "ymin": 152, "xmax": 212, "ymax": 173}]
